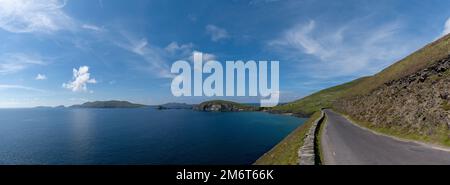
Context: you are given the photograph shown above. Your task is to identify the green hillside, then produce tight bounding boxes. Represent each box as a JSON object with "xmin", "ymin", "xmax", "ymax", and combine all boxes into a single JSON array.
[
  {"xmin": 346, "ymin": 33, "xmax": 450, "ymax": 97},
  {"xmin": 273, "ymin": 33, "xmax": 450, "ymax": 115},
  {"xmin": 272, "ymin": 77, "xmax": 369, "ymax": 116}
]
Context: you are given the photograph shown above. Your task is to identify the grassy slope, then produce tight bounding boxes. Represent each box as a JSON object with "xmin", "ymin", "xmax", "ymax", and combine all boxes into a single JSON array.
[
  {"xmin": 271, "ymin": 77, "xmax": 369, "ymax": 116},
  {"xmin": 254, "ymin": 112, "xmax": 321, "ymax": 165},
  {"xmin": 272, "ymin": 33, "xmax": 450, "ymax": 116},
  {"xmin": 345, "ymin": 33, "xmax": 450, "ymax": 97}
]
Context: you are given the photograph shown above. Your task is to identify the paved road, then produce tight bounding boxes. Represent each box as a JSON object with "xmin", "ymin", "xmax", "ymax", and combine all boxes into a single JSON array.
[{"xmin": 321, "ymin": 109, "xmax": 450, "ymax": 165}]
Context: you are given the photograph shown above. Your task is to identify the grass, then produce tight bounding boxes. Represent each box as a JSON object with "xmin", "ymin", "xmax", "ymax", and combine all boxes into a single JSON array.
[
  {"xmin": 441, "ymin": 101, "xmax": 450, "ymax": 111},
  {"xmin": 336, "ymin": 110, "xmax": 450, "ymax": 147},
  {"xmin": 272, "ymin": 34, "xmax": 450, "ymax": 116},
  {"xmin": 315, "ymin": 114, "xmax": 327, "ymax": 165},
  {"xmin": 345, "ymin": 33, "xmax": 450, "ymax": 97},
  {"xmin": 254, "ymin": 112, "xmax": 322, "ymax": 165},
  {"xmin": 271, "ymin": 77, "xmax": 369, "ymax": 116}
]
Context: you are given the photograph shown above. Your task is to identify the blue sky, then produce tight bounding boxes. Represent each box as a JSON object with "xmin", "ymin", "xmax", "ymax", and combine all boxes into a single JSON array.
[{"xmin": 0, "ymin": 0, "xmax": 450, "ymax": 107}]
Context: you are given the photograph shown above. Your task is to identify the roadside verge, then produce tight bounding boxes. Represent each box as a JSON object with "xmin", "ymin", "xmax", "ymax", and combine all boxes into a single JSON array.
[{"xmin": 254, "ymin": 111, "xmax": 325, "ymax": 165}]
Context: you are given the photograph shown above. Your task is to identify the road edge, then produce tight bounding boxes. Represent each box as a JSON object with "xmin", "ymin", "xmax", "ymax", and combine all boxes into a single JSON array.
[{"xmin": 330, "ymin": 109, "xmax": 450, "ymax": 153}]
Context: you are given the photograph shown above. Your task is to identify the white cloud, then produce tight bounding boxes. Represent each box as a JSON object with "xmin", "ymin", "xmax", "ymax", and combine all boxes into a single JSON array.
[
  {"xmin": 205, "ymin": 24, "xmax": 229, "ymax": 42},
  {"xmin": 35, "ymin": 74, "xmax": 47, "ymax": 80},
  {"xmin": 117, "ymin": 33, "xmax": 197, "ymax": 78},
  {"xmin": 82, "ymin": 24, "xmax": 105, "ymax": 32},
  {"xmin": 0, "ymin": 53, "xmax": 45, "ymax": 74},
  {"xmin": 131, "ymin": 38, "xmax": 149, "ymax": 55},
  {"xmin": 442, "ymin": 18, "xmax": 450, "ymax": 36},
  {"xmin": 63, "ymin": 66, "xmax": 97, "ymax": 92},
  {"xmin": 165, "ymin": 42, "xmax": 194, "ymax": 55},
  {"xmin": 124, "ymin": 38, "xmax": 174, "ymax": 78},
  {"xmin": 0, "ymin": 84, "xmax": 44, "ymax": 92},
  {"xmin": 190, "ymin": 50, "xmax": 216, "ymax": 61},
  {"xmin": 116, "ymin": 31, "xmax": 218, "ymax": 78},
  {"xmin": 0, "ymin": 0, "xmax": 74, "ymax": 33},
  {"xmin": 270, "ymin": 19, "xmax": 414, "ymax": 79}
]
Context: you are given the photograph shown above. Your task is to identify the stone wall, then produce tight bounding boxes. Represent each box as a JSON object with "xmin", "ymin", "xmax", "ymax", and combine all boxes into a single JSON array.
[{"xmin": 298, "ymin": 111, "xmax": 324, "ymax": 165}]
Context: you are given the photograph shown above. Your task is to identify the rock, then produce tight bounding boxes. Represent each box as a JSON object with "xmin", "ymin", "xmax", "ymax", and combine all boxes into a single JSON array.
[
  {"xmin": 440, "ymin": 92, "xmax": 449, "ymax": 100},
  {"xmin": 334, "ymin": 55, "xmax": 450, "ymax": 137},
  {"xmin": 193, "ymin": 100, "xmax": 259, "ymax": 112}
]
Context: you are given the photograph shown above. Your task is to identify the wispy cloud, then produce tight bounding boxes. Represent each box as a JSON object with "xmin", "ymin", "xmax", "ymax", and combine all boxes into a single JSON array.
[
  {"xmin": 165, "ymin": 42, "xmax": 194, "ymax": 55},
  {"xmin": 118, "ymin": 37, "xmax": 174, "ymax": 78},
  {"xmin": 0, "ymin": 53, "xmax": 45, "ymax": 74},
  {"xmin": 0, "ymin": 0, "xmax": 74, "ymax": 33},
  {"xmin": 116, "ymin": 32, "xmax": 219, "ymax": 79},
  {"xmin": 270, "ymin": 19, "xmax": 415, "ymax": 79},
  {"xmin": 205, "ymin": 24, "xmax": 229, "ymax": 42},
  {"xmin": 82, "ymin": 24, "xmax": 106, "ymax": 32},
  {"xmin": 116, "ymin": 32, "xmax": 209, "ymax": 78},
  {"xmin": 0, "ymin": 84, "xmax": 45, "ymax": 92},
  {"xmin": 63, "ymin": 66, "xmax": 97, "ymax": 92},
  {"xmin": 442, "ymin": 17, "xmax": 450, "ymax": 36},
  {"xmin": 130, "ymin": 38, "xmax": 150, "ymax": 56},
  {"xmin": 35, "ymin": 74, "xmax": 47, "ymax": 80}
]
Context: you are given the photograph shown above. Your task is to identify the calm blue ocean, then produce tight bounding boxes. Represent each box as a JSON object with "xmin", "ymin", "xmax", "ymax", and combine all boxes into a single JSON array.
[{"xmin": 0, "ymin": 108, "xmax": 305, "ymax": 164}]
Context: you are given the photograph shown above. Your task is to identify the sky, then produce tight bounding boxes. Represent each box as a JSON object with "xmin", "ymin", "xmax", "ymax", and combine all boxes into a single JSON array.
[{"xmin": 0, "ymin": 0, "xmax": 450, "ymax": 107}]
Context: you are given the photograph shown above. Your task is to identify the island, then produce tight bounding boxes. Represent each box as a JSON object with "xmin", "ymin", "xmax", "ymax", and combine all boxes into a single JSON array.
[
  {"xmin": 157, "ymin": 103, "xmax": 193, "ymax": 110},
  {"xmin": 70, "ymin": 100, "xmax": 147, "ymax": 109},
  {"xmin": 193, "ymin": 100, "xmax": 260, "ymax": 112}
]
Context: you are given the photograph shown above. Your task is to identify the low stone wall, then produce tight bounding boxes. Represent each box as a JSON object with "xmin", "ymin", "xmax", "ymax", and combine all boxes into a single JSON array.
[{"xmin": 298, "ymin": 111, "xmax": 325, "ymax": 165}]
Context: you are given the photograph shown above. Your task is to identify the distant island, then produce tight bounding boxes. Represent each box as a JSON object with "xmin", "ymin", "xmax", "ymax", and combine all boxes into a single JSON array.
[
  {"xmin": 157, "ymin": 103, "xmax": 193, "ymax": 110},
  {"xmin": 193, "ymin": 100, "xmax": 261, "ymax": 112},
  {"xmin": 69, "ymin": 100, "xmax": 262, "ymax": 112},
  {"xmin": 33, "ymin": 100, "xmax": 264, "ymax": 112},
  {"xmin": 70, "ymin": 100, "xmax": 148, "ymax": 109}
]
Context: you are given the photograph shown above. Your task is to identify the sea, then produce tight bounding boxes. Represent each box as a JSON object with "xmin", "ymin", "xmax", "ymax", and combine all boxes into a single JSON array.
[{"xmin": 0, "ymin": 108, "xmax": 305, "ymax": 164}]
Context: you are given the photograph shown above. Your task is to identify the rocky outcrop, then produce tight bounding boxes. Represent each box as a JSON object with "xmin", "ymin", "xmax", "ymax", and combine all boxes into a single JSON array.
[
  {"xmin": 157, "ymin": 103, "xmax": 193, "ymax": 110},
  {"xmin": 193, "ymin": 100, "xmax": 259, "ymax": 112},
  {"xmin": 335, "ymin": 56, "xmax": 450, "ymax": 139}
]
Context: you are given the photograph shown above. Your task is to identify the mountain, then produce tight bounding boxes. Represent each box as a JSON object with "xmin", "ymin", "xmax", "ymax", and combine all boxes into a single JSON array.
[
  {"xmin": 156, "ymin": 103, "xmax": 193, "ymax": 109},
  {"xmin": 70, "ymin": 100, "xmax": 147, "ymax": 108},
  {"xmin": 193, "ymin": 100, "xmax": 260, "ymax": 112},
  {"xmin": 275, "ymin": 33, "xmax": 450, "ymax": 145}
]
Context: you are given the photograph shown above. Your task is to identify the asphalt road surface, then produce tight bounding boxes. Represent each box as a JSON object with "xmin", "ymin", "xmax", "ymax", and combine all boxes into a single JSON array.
[{"xmin": 321, "ymin": 109, "xmax": 450, "ymax": 165}]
